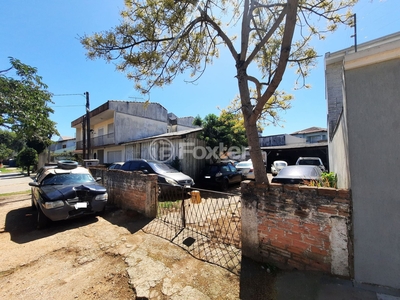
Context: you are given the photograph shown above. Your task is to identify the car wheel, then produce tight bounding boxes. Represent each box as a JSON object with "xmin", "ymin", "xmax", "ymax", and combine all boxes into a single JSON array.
[
  {"xmin": 37, "ymin": 207, "xmax": 49, "ymax": 229},
  {"xmin": 221, "ymin": 179, "xmax": 229, "ymax": 192}
]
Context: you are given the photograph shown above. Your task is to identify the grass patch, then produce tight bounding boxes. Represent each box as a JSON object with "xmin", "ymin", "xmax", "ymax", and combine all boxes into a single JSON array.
[
  {"xmin": 0, "ymin": 190, "xmax": 31, "ymax": 197},
  {"xmin": 0, "ymin": 167, "xmax": 22, "ymax": 174}
]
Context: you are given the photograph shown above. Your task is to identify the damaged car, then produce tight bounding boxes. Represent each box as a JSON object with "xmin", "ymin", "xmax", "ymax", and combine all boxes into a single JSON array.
[{"xmin": 29, "ymin": 160, "xmax": 108, "ymax": 229}]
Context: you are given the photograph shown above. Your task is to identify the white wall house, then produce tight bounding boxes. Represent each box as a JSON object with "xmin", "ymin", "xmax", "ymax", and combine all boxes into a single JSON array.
[
  {"xmin": 290, "ymin": 127, "xmax": 327, "ymax": 144},
  {"xmin": 71, "ymin": 101, "xmax": 200, "ymax": 168},
  {"xmin": 325, "ymin": 32, "xmax": 400, "ymax": 290}
]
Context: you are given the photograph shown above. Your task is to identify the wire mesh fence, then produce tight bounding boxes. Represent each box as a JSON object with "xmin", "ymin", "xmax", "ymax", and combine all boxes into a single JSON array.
[{"xmin": 143, "ymin": 184, "xmax": 242, "ymax": 275}]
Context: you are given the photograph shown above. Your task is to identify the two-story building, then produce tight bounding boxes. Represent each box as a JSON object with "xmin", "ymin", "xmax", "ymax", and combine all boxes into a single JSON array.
[{"xmin": 71, "ymin": 100, "xmax": 204, "ymax": 179}]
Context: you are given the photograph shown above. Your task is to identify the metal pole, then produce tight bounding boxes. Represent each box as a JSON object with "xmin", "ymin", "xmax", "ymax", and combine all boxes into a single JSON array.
[
  {"xmin": 82, "ymin": 115, "xmax": 86, "ymax": 159},
  {"xmin": 85, "ymin": 92, "xmax": 91, "ymax": 159},
  {"xmin": 351, "ymin": 14, "xmax": 357, "ymax": 52}
]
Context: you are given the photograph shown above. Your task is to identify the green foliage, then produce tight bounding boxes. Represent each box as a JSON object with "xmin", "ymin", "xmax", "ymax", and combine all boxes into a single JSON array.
[
  {"xmin": 17, "ymin": 147, "xmax": 38, "ymax": 175},
  {"xmin": 304, "ymin": 172, "xmax": 337, "ymax": 188},
  {"xmin": 0, "ymin": 129, "xmax": 24, "ymax": 161},
  {"xmin": 27, "ymin": 135, "xmax": 52, "ymax": 155},
  {"xmin": 197, "ymin": 112, "xmax": 247, "ymax": 156},
  {"xmin": 321, "ymin": 172, "xmax": 338, "ymax": 188},
  {"xmin": 0, "ymin": 144, "xmax": 13, "ymax": 162},
  {"xmin": 0, "ymin": 57, "xmax": 59, "ymax": 140}
]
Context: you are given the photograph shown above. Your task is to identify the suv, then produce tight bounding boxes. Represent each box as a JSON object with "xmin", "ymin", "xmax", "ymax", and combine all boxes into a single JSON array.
[
  {"xmin": 295, "ymin": 157, "xmax": 326, "ymax": 172},
  {"xmin": 120, "ymin": 159, "xmax": 194, "ymax": 188}
]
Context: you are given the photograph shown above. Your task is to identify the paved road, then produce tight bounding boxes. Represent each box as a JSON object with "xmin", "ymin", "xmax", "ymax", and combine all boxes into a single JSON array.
[{"xmin": 0, "ymin": 172, "xmax": 34, "ymax": 194}]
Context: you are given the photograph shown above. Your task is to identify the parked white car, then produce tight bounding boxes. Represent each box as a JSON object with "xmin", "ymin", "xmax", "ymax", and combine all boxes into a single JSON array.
[
  {"xmin": 236, "ymin": 160, "xmax": 255, "ymax": 180},
  {"xmin": 271, "ymin": 160, "xmax": 288, "ymax": 176},
  {"xmin": 295, "ymin": 157, "xmax": 326, "ymax": 172}
]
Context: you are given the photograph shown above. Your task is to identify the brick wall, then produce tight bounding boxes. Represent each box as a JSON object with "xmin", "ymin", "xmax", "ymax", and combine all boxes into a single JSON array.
[
  {"xmin": 89, "ymin": 167, "xmax": 157, "ymax": 218},
  {"xmin": 241, "ymin": 181, "xmax": 352, "ymax": 277}
]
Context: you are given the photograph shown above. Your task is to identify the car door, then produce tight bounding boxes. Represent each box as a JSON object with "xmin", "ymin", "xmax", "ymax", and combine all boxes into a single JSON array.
[{"xmin": 228, "ymin": 164, "xmax": 242, "ymax": 183}]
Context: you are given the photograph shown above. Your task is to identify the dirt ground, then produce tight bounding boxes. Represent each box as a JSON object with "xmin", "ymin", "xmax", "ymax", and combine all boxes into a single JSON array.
[{"xmin": 0, "ymin": 192, "xmax": 276, "ymax": 299}]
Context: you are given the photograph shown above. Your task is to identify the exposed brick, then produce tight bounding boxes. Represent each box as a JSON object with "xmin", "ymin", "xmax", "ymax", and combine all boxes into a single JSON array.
[
  {"xmin": 338, "ymin": 211, "xmax": 350, "ymax": 217},
  {"xmin": 262, "ymin": 244, "xmax": 291, "ymax": 258},
  {"xmin": 287, "ymin": 258, "xmax": 306, "ymax": 270},
  {"xmin": 332, "ymin": 197, "xmax": 350, "ymax": 204},
  {"xmin": 268, "ymin": 227, "xmax": 286, "ymax": 236},
  {"xmin": 310, "ymin": 246, "xmax": 329, "ymax": 256},
  {"xmin": 337, "ymin": 189, "xmax": 351, "ymax": 199},
  {"xmin": 318, "ymin": 205, "xmax": 338, "ymax": 215},
  {"xmin": 283, "ymin": 185, "xmax": 299, "ymax": 192},
  {"xmin": 317, "ymin": 187, "xmax": 338, "ymax": 197},
  {"xmin": 303, "ymin": 236, "xmax": 324, "ymax": 247},
  {"xmin": 286, "ymin": 231, "xmax": 302, "ymax": 241},
  {"xmin": 299, "ymin": 186, "xmax": 318, "ymax": 194},
  {"xmin": 291, "ymin": 253, "xmax": 311, "ymax": 265},
  {"xmin": 306, "ymin": 261, "xmax": 331, "ymax": 273},
  {"xmin": 269, "ymin": 251, "xmax": 288, "ymax": 264}
]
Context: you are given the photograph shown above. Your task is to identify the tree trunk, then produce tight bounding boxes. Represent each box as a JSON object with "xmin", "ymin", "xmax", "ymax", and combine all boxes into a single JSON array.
[{"xmin": 237, "ymin": 67, "xmax": 269, "ymax": 184}]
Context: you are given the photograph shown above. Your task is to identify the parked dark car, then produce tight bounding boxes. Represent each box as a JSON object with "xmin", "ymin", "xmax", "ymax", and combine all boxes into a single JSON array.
[
  {"xmin": 120, "ymin": 159, "xmax": 194, "ymax": 188},
  {"xmin": 200, "ymin": 162, "xmax": 242, "ymax": 191},
  {"xmin": 271, "ymin": 165, "xmax": 322, "ymax": 185},
  {"xmin": 29, "ymin": 160, "xmax": 108, "ymax": 229}
]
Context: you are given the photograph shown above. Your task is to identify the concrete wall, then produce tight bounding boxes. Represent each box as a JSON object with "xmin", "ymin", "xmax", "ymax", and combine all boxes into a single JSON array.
[
  {"xmin": 241, "ymin": 181, "xmax": 352, "ymax": 277},
  {"xmin": 89, "ymin": 167, "xmax": 157, "ymax": 218},
  {"xmin": 109, "ymin": 101, "xmax": 167, "ymax": 121},
  {"xmin": 326, "ymin": 33, "xmax": 400, "ymax": 289},
  {"xmin": 325, "ymin": 60, "xmax": 350, "ymax": 189},
  {"xmin": 345, "ymin": 57, "xmax": 400, "ymax": 289}
]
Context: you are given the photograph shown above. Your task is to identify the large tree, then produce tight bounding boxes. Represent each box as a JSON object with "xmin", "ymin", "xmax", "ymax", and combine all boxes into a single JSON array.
[
  {"xmin": 0, "ymin": 57, "xmax": 58, "ymax": 146},
  {"xmin": 81, "ymin": 0, "xmax": 357, "ymax": 183}
]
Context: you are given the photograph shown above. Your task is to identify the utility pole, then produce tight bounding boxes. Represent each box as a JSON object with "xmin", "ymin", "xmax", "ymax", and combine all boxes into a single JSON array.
[
  {"xmin": 82, "ymin": 116, "xmax": 86, "ymax": 159},
  {"xmin": 85, "ymin": 92, "xmax": 91, "ymax": 159}
]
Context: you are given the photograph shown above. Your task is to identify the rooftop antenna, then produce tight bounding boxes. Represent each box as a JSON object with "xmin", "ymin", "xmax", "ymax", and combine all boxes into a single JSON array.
[{"xmin": 350, "ymin": 14, "xmax": 357, "ymax": 52}]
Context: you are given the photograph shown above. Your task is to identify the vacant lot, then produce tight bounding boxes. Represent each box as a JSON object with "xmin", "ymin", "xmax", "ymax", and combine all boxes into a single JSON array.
[{"xmin": 0, "ymin": 193, "xmax": 248, "ymax": 299}]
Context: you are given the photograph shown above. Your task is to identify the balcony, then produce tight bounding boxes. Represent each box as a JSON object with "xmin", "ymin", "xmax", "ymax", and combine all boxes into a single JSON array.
[{"xmin": 76, "ymin": 132, "xmax": 115, "ymax": 150}]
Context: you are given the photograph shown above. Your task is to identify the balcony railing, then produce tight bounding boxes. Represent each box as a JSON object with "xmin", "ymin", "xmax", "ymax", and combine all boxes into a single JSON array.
[{"xmin": 76, "ymin": 132, "xmax": 115, "ymax": 150}]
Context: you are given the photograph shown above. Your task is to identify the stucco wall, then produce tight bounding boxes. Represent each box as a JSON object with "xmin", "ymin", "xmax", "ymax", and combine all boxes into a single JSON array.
[
  {"xmin": 241, "ymin": 181, "xmax": 352, "ymax": 277},
  {"xmin": 345, "ymin": 58, "xmax": 400, "ymax": 289},
  {"xmin": 114, "ymin": 113, "xmax": 167, "ymax": 144}
]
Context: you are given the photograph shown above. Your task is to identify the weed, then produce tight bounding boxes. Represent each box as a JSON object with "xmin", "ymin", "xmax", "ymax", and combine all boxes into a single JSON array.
[{"xmin": 303, "ymin": 172, "xmax": 337, "ymax": 188}]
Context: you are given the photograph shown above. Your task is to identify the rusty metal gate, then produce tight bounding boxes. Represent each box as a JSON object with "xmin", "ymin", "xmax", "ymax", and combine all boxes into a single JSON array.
[{"xmin": 143, "ymin": 184, "xmax": 242, "ymax": 274}]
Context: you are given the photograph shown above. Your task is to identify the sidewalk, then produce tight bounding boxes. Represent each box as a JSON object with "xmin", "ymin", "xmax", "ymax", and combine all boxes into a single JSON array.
[
  {"xmin": 0, "ymin": 171, "xmax": 34, "ymax": 194},
  {"xmin": 274, "ymin": 270, "xmax": 400, "ymax": 300}
]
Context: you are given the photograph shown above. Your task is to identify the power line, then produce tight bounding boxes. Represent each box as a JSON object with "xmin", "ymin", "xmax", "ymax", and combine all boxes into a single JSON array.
[
  {"xmin": 50, "ymin": 105, "xmax": 85, "ymax": 107},
  {"xmin": 53, "ymin": 93, "xmax": 85, "ymax": 97}
]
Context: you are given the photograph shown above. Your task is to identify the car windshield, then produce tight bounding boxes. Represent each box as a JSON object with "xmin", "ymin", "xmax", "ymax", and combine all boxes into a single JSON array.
[
  {"xmin": 204, "ymin": 165, "xmax": 223, "ymax": 175},
  {"xmin": 237, "ymin": 162, "xmax": 252, "ymax": 168},
  {"xmin": 148, "ymin": 162, "xmax": 179, "ymax": 174},
  {"xmin": 278, "ymin": 166, "xmax": 315, "ymax": 177},
  {"xmin": 41, "ymin": 173, "xmax": 96, "ymax": 186},
  {"xmin": 298, "ymin": 159, "xmax": 320, "ymax": 166},
  {"xmin": 275, "ymin": 162, "xmax": 287, "ymax": 167}
]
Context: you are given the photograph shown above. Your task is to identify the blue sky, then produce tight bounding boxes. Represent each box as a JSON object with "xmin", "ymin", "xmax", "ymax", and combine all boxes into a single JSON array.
[{"xmin": 1, "ymin": 0, "xmax": 399, "ymax": 140}]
